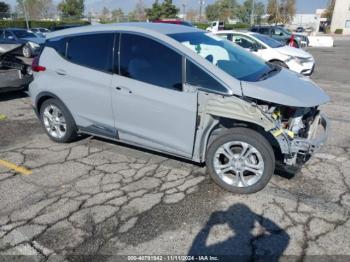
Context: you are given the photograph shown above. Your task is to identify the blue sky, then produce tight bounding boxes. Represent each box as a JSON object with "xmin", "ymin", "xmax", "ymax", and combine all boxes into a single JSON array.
[{"xmin": 4, "ymin": 0, "xmax": 329, "ymax": 14}]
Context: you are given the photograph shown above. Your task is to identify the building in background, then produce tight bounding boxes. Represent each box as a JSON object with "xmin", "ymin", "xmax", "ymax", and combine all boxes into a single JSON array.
[{"xmin": 331, "ymin": 0, "xmax": 350, "ymax": 34}]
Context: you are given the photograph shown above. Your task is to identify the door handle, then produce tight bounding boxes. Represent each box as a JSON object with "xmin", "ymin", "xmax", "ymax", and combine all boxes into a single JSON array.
[
  {"xmin": 115, "ymin": 86, "xmax": 132, "ymax": 94},
  {"xmin": 55, "ymin": 69, "xmax": 67, "ymax": 75}
]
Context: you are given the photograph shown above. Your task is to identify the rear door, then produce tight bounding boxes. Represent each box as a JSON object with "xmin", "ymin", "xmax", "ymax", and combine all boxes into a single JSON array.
[
  {"xmin": 43, "ymin": 33, "xmax": 116, "ymax": 136},
  {"xmin": 111, "ymin": 33, "xmax": 198, "ymax": 158}
]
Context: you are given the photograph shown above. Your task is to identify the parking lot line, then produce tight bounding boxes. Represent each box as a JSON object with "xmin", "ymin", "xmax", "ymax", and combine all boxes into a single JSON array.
[
  {"xmin": 0, "ymin": 114, "xmax": 7, "ymax": 121},
  {"xmin": 0, "ymin": 159, "xmax": 32, "ymax": 175}
]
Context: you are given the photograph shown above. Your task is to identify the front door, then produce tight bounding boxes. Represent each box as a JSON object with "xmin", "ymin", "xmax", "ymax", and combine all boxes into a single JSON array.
[{"xmin": 111, "ymin": 33, "xmax": 198, "ymax": 158}]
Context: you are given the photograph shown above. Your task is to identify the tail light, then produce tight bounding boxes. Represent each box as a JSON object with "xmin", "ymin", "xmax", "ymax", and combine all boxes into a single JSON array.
[{"xmin": 31, "ymin": 56, "xmax": 46, "ymax": 72}]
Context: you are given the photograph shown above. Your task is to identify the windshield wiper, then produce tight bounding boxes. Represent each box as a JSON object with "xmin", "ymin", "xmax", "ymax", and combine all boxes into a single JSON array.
[{"xmin": 259, "ymin": 66, "xmax": 280, "ymax": 80}]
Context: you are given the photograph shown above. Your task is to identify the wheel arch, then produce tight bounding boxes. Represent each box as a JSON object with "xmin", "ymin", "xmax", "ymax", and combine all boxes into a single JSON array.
[
  {"xmin": 200, "ymin": 117, "xmax": 283, "ymax": 163},
  {"xmin": 35, "ymin": 92, "xmax": 71, "ymax": 117}
]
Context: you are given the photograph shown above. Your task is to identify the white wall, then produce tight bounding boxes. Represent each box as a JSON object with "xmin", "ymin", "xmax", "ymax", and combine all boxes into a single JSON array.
[{"xmin": 331, "ymin": 0, "xmax": 350, "ymax": 35}]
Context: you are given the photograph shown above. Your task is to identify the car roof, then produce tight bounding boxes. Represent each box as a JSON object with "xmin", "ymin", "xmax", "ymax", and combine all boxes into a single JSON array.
[{"xmin": 47, "ymin": 22, "xmax": 202, "ymax": 39}]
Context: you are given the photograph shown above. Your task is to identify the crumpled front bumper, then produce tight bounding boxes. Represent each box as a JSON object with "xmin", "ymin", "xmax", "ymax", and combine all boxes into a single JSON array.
[
  {"xmin": 273, "ymin": 113, "xmax": 330, "ymax": 166},
  {"xmin": 290, "ymin": 113, "xmax": 329, "ymax": 154}
]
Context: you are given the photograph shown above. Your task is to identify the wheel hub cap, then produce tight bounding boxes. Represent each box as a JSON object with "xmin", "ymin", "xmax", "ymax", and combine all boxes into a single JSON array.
[{"xmin": 213, "ymin": 141, "xmax": 265, "ymax": 188}]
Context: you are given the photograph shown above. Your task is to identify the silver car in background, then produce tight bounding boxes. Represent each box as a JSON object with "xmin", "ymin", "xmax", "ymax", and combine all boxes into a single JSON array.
[{"xmin": 29, "ymin": 23, "xmax": 329, "ymax": 194}]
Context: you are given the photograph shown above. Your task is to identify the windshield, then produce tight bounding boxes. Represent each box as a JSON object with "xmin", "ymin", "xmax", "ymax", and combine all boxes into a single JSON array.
[
  {"xmin": 168, "ymin": 32, "xmax": 272, "ymax": 82},
  {"xmin": 12, "ymin": 30, "xmax": 37, "ymax": 39},
  {"xmin": 252, "ymin": 33, "xmax": 284, "ymax": 48}
]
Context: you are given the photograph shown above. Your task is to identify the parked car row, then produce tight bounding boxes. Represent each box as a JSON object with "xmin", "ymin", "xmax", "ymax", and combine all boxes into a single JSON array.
[
  {"xmin": 214, "ymin": 30, "xmax": 315, "ymax": 76},
  {"xmin": 28, "ymin": 23, "xmax": 329, "ymax": 194}
]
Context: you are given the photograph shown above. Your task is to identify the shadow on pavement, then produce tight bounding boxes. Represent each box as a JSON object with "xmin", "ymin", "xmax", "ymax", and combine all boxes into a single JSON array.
[
  {"xmin": 0, "ymin": 90, "xmax": 28, "ymax": 102},
  {"xmin": 188, "ymin": 203, "xmax": 290, "ymax": 261}
]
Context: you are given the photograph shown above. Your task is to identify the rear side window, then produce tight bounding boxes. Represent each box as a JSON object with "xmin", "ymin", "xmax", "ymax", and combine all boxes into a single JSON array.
[
  {"xmin": 120, "ymin": 33, "xmax": 182, "ymax": 90},
  {"xmin": 186, "ymin": 60, "xmax": 227, "ymax": 93},
  {"xmin": 46, "ymin": 37, "xmax": 67, "ymax": 57},
  {"xmin": 66, "ymin": 33, "xmax": 114, "ymax": 73}
]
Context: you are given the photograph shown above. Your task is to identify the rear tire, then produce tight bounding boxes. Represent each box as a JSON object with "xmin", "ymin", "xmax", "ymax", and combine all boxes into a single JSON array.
[
  {"xmin": 39, "ymin": 99, "xmax": 77, "ymax": 143},
  {"xmin": 206, "ymin": 128, "xmax": 275, "ymax": 194}
]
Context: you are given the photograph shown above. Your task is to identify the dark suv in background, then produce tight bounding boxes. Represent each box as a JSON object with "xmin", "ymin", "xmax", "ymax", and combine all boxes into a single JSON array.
[{"xmin": 250, "ymin": 25, "xmax": 309, "ymax": 48}]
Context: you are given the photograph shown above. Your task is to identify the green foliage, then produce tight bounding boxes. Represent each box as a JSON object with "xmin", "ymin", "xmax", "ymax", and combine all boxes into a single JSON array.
[
  {"xmin": 205, "ymin": 0, "xmax": 265, "ymax": 24},
  {"xmin": 146, "ymin": 0, "xmax": 179, "ymax": 20},
  {"xmin": 0, "ymin": 19, "xmax": 90, "ymax": 29},
  {"xmin": 267, "ymin": 0, "xmax": 296, "ymax": 24},
  {"xmin": 334, "ymin": 28, "xmax": 343, "ymax": 34},
  {"xmin": 58, "ymin": 0, "xmax": 84, "ymax": 17},
  {"xmin": 0, "ymin": 1, "xmax": 10, "ymax": 15},
  {"xmin": 323, "ymin": 0, "xmax": 335, "ymax": 21},
  {"xmin": 205, "ymin": 0, "xmax": 238, "ymax": 22}
]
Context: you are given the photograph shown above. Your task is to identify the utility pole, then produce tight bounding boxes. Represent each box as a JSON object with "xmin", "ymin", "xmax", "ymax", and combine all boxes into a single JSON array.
[
  {"xmin": 199, "ymin": 0, "xmax": 204, "ymax": 22},
  {"xmin": 250, "ymin": 0, "xmax": 255, "ymax": 26},
  {"xmin": 22, "ymin": 0, "xmax": 29, "ymax": 30},
  {"xmin": 182, "ymin": 3, "xmax": 186, "ymax": 20}
]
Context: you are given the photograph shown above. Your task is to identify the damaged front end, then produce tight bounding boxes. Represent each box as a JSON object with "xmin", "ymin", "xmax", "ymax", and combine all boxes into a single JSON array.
[{"xmin": 257, "ymin": 102, "xmax": 330, "ymax": 167}]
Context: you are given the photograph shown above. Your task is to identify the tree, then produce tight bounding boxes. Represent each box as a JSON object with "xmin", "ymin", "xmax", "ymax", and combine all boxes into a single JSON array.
[
  {"xmin": 100, "ymin": 6, "xmax": 111, "ymax": 21},
  {"xmin": 255, "ymin": 2, "xmax": 265, "ymax": 24},
  {"xmin": 0, "ymin": 1, "xmax": 10, "ymax": 18},
  {"xmin": 58, "ymin": 0, "xmax": 84, "ymax": 18},
  {"xmin": 280, "ymin": 0, "xmax": 295, "ymax": 24},
  {"xmin": 146, "ymin": 0, "xmax": 162, "ymax": 20},
  {"xmin": 205, "ymin": 0, "xmax": 238, "ymax": 22},
  {"xmin": 186, "ymin": 8, "xmax": 198, "ymax": 22},
  {"xmin": 111, "ymin": 8, "xmax": 124, "ymax": 22},
  {"xmin": 205, "ymin": 3, "xmax": 221, "ymax": 21},
  {"xmin": 146, "ymin": 0, "xmax": 178, "ymax": 20},
  {"xmin": 134, "ymin": 0, "xmax": 146, "ymax": 21},
  {"xmin": 267, "ymin": 0, "xmax": 280, "ymax": 24},
  {"xmin": 323, "ymin": 0, "xmax": 335, "ymax": 21},
  {"xmin": 16, "ymin": 0, "xmax": 55, "ymax": 19}
]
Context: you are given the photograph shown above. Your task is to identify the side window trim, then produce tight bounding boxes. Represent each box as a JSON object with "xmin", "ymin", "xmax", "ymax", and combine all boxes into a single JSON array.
[{"xmin": 184, "ymin": 57, "xmax": 231, "ymax": 95}]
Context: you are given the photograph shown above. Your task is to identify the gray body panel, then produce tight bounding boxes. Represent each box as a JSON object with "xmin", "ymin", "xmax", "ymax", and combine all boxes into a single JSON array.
[
  {"xmin": 241, "ymin": 69, "xmax": 330, "ymax": 107},
  {"xmin": 111, "ymin": 75, "xmax": 197, "ymax": 158}
]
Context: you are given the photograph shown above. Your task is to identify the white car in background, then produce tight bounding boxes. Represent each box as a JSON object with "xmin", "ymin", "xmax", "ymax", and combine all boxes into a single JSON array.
[{"xmin": 214, "ymin": 30, "xmax": 315, "ymax": 76}]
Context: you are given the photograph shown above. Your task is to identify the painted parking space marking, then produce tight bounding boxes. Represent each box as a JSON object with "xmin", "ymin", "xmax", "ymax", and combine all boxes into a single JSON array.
[
  {"xmin": 0, "ymin": 159, "xmax": 32, "ymax": 175},
  {"xmin": 0, "ymin": 114, "xmax": 7, "ymax": 121}
]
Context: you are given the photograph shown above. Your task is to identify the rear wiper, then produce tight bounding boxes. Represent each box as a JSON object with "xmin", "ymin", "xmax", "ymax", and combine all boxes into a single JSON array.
[{"xmin": 259, "ymin": 67, "xmax": 280, "ymax": 80}]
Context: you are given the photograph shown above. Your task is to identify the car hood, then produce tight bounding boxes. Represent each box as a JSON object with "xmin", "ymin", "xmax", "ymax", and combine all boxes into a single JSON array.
[
  {"xmin": 21, "ymin": 37, "xmax": 45, "ymax": 44},
  {"xmin": 241, "ymin": 68, "xmax": 329, "ymax": 107},
  {"xmin": 275, "ymin": 46, "xmax": 312, "ymax": 59}
]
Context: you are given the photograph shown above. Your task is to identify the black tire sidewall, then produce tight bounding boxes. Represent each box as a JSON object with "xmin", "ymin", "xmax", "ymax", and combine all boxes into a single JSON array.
[
  {"xmin": 206, "ymin": 128, "xmax": 275, "ymax": 194},
  {"xmin": 39, "ymin": 98, "xmax": 77, "ymax": 143}
]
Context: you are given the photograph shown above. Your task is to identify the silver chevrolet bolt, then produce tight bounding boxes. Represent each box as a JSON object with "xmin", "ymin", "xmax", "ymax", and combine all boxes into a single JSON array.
[{"xmin": 29, "ymin": 23, "xmax": 330, "ymax": 194}]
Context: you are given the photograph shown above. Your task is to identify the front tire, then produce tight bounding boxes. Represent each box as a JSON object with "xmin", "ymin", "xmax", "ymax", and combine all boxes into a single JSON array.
[
  {"xmin": 206, "ymin": 128, "xmax": 275, "ymax": 194},
  {"xmin": 40, "ymin": 99, "xmax": 77, "ymax": 143}
]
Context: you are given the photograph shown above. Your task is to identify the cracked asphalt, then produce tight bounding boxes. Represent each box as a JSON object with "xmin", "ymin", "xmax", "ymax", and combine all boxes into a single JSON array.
[{"xmin": 0, "ymin": 40, "xmax": 350, "ymax": 261}]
